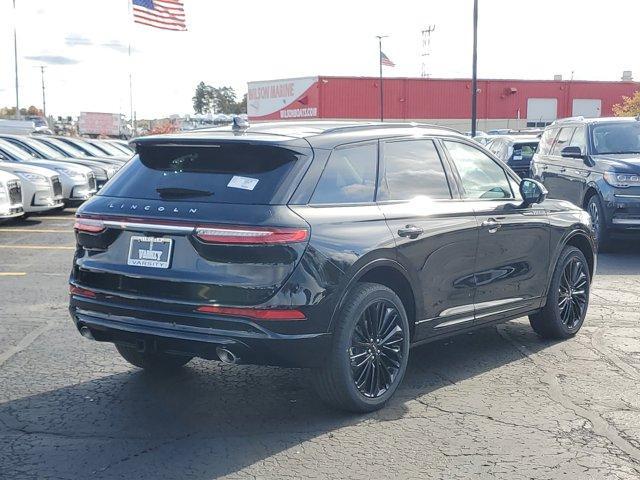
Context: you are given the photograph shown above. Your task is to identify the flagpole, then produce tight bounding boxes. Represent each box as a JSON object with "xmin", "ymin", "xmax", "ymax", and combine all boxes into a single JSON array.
[
  {"xmin": 376, "ymin": 35, "xmax": 387, "ymax": 122},
  {"xmin": 13, "ymin": 0, "xmax": 20, "ymax": 119}
]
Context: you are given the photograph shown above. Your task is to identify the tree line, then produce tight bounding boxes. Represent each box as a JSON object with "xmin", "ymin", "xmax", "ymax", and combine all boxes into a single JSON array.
[
  {"xmin": 192, "ymin": 82, "xmax": 247, "ymax": 115},
  {"xmin": 0, "ymin": 106, "xmax": 44, "ymax": 118}
]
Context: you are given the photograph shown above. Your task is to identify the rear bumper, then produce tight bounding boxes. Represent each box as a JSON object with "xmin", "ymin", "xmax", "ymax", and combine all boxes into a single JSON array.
[{"xmin": 69, "ymin": 300, "xmax": 332, "ymax": 368}]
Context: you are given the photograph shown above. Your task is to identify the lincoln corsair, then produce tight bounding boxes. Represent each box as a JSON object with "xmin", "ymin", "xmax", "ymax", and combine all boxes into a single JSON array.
[{"xmin": 70, "ymin": 122, "xmax": 596, "ymax": 412}]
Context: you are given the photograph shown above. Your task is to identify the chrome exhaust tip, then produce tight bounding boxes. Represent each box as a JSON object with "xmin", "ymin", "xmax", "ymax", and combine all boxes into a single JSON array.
[
  {"xmin": 79, "ymin": 326, "xmax": 94, "ymax": 340},
  {"xmin": 216, "ymin": 347, "xmax": 238, "ymax": 364}
]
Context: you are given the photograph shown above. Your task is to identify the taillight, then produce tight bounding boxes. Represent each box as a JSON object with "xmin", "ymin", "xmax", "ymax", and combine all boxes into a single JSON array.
[
  {"xmin": 194, "ymin": 225, "xmax": 308, "ymax": 244},
  {"xmin": 196, "ymin": 305, "xmax": 306, "ymax": 320},
  {"xmin": 74, "ymin": 217, "xmax": 105, "ymax": 233},
  {"xmin": 69, "ymin": 285, "xmax": 96, "ymax": 299}
]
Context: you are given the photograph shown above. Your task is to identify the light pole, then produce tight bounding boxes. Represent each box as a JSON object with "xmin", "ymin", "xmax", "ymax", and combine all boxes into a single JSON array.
[
  {"xmin": 37, "ymin": 66, "xmax": 47, "ymax": 119},
  {"xmin": 13, "ymin": 0, "xmax": 20, "ymax": 119},
  {"xmin": 471, "ymin": 0, "xmax": 479, "ymax": 136}
]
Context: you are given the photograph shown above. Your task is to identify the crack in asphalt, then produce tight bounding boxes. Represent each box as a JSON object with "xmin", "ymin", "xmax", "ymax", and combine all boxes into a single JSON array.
[{"xmin": 496, "ymin": 325, "xmax": 640, "ymax": 465}]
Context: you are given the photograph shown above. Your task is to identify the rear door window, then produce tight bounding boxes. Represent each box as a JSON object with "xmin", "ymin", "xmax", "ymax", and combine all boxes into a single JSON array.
[
  {"xmin": 379, "ymin": 139, "xmax": 451, "ymax": 201},
  {"xmin": 550, "ymin": 128, "xmax": 575, "ymax": 156},
  {"xmin": 98, "ymin": 143, "xmax": 308, "ymax": 205},
  {"xmin": 311, "ymin": 143, "xmax": 377, "ymax": 204}
]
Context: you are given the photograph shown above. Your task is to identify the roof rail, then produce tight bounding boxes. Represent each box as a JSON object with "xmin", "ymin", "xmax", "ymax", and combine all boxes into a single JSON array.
[
  {"xmin": 322, "ymin": 122, "xmax": 462, "ymax": 135},
  {"xmin": 551, "ymin": 116, "xmax": 585, "ymax": 125}
]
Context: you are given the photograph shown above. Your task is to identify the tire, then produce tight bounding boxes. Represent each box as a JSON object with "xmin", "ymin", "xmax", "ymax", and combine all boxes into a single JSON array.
[
  {"xmin": 529, "ymin": 246, "xmax": 590, "ymax": 339},
  {"xmin": 586, "ymin": 195, "xmax": 611, "ymax": 251},
  {"xmin": 313, "ymin": 282, "xmax": 410, "ymax": 413},
  {"xmin": 115, "ymin": 343, "xmax": 192, "ymax": 371}
]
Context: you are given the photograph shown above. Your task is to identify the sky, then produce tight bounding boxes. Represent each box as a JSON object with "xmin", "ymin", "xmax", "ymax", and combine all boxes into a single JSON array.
[{"xmin": 1, "ymin": 0, "xmax": 639, "ymax": 119}]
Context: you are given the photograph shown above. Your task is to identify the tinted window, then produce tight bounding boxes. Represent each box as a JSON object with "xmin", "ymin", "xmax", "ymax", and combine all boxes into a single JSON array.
[
  {"xmin": 511, "ymin": 142, "xmax": 539, "ymax": 162},
  {"xmin": 538, "ymin": 128, "xmax": 559, "ymax": 155},
  {"xmin": 444, "ymin": 141, "xmax": 512, "ymax": 199},
  {"xmin": 380, "ymin": 139, "xmax": 451, "ymax": 201},
  {"xmin": 99, "ymin": 144, "xmax": 306, "ymax": 205},
  {"xmin": 569, "ymin": 125, "xmax": 587, "ymax": 153},
  {"xmin": 592, "ymin": 122, "xmax": 640, "ymax": 154},
  {"xmin": 550, "ymin": 127, "xmax": 575, "ymax": 156},
  {"xmin": 311, "ymin": 143, "xmax": 377, "ymax": 204}
]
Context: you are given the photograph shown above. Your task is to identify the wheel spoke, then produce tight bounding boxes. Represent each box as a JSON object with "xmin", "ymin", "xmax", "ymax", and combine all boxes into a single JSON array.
[{"xmin": 349, "ymin": 299, "xmax": 405, "ymax": 398}]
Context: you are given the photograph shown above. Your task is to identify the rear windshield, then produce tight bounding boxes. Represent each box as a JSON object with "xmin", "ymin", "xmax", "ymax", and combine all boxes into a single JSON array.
[
  {"xmin": 98, "ymin": 143, "xmax": 308, "ymax": 204},
  {"xmin": 510, "ymin": 143, "xmax": 538, "ymax": 162}
]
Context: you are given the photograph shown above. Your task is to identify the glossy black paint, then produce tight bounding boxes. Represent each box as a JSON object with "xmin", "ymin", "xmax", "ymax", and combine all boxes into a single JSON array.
[
  {"xmin": 531, "ymin": 117, "xmax": 640, "ymax": 237},
  {"xmin": 69, "ymin": 123, "xmax": 596, "ymax": 368}
]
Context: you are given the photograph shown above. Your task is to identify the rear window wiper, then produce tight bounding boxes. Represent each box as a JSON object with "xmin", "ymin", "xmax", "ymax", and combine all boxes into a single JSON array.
[{"xmin": 156, "ymin": 187, "xmax": 213, "ymax": 198}]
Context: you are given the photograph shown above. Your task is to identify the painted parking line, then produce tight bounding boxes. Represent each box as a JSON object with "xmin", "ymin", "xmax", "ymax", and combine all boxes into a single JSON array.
[
  {"xmin": 0, "ymin": 245, "xmax": 74, "ymax": 250},
  {"xmin": 0, "ymin": 272, "xmax": 27, "ymax": 276},
  {"xmin": 29, "ymin": 216, "xmax": 76, "ymax": 221},
  {"xmin": 0, "ymin": 229, "xmax": 72, "ymax": 233}
]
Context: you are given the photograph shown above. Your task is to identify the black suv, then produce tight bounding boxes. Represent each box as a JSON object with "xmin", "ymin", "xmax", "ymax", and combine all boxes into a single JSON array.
[
  {"xmin": 70, "ymin": 122, "xmax": 595, "ymax": 412},
  {"xmin": 531, "ymin": 116, "xmax": 640, "ymax": 248}
]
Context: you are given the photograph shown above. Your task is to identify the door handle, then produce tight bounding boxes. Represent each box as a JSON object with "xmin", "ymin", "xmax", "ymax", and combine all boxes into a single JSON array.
[
  {"xmin": 540, "ymin": 165, "xmax": 548, "ymax": 170},
  {"xmin": 481, "ymin": 218, "xmax": 502, "ymax": 233},
  {"xmin": 398, "ymin": 225, "xmax": 424, "ymax": 238},
  {"xmin": 559, "ymin": 167, "xmax": 567, "ymax": 173}
]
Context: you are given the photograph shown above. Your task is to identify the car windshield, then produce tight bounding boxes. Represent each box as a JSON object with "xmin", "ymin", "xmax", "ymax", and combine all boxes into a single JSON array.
[
  {"xmin": 67, "ymin": 139, "xmax": 106, "ymax": 157},
  {"xmin": 92, "ymin": 140, "xmax": 127, "ymax": 156},
  {"xmin": 592, "ymin": 122, "xmax": 640, "ymax": 154},
  {"xmin": 40, "ymin": 137, "xmax": 86, "ymax": 157},
  {"xmin": 20, "ymin": 137, "xmax": 64, "ymax": 159},
  {"xmin": 0, "ymin": 139, "xmax": 37, "ymax": 161}
]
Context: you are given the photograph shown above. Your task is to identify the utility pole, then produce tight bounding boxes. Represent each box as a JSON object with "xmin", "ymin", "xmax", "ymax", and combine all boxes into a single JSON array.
[
  {"xmin": 470, "ymin": 0, "xmax": 479, "ymax": 137},
  {"xmin": 37, "ymin": 66, "xmax": 47, "ymax": 118},
  {"xmin": 421, "ymin": 25, "xmax": 436, "ymax": 78},
  {"xmin": 376, "ymin": 35, "xmax": 388, "ymax": 122},
  {"xmin": 13, "ymin": 0, "xmax": 20, "ymax": 119}
]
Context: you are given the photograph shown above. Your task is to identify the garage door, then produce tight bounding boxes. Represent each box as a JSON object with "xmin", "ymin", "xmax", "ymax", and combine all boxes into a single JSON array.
[
  {"xmin": 572, "ymin": 99, "xmax": 602, "ymax": 118},
  {"xmin": 527, "ymin": 98, "xmax": 558, "ymax": 127}
]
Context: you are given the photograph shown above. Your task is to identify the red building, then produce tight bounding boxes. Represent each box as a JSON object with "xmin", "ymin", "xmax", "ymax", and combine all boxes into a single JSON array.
[{"xmin": 247, "ymin": 76, "xmax": 640, "ymax": 131}]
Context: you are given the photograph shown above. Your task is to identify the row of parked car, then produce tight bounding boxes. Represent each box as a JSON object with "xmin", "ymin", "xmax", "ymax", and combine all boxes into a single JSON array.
[
  {"xmin": 473, "ymin": 116, "xmax": 640, "ymax": 249},
  {"xmin": 0, "ymin": 135, "xmax": 133, "ymax": 222}
]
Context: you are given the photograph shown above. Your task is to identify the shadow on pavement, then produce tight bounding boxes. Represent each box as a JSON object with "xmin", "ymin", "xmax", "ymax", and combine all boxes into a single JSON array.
[
  {"xmin": 0, "ymin": 321, "xmax": 555, "ymax": 479},
  {"xmin": 594, "ymin": 240, "xmax": 640, "ymax": 276}
]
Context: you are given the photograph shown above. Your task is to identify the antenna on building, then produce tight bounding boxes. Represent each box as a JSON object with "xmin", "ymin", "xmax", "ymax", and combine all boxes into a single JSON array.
[{"xmin": 421, "ymin": 25, "xmax": 436, "ymax": 78}]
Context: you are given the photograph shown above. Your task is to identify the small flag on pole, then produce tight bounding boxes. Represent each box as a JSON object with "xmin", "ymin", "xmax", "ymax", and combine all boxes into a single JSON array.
[
  {"xmin": 380, "ymin": 51, "xmax": 395, "ymax": 67},
  {"xmin": 132, "ymin": 0, "xmax": 187, "ymax": 31}
]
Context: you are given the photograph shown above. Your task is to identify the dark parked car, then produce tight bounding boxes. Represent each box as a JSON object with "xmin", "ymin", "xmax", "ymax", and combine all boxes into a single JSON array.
[
  {"xmin": 531, "ymin": 116, "xmax": 640, "ymax": 248},
  {"xmin": 486, "ymin": 135, "xmax": 540, "ymax": 178},
  {"xmin": 70, "ymin": 122, "xmax": 596, "ymax": 412}
]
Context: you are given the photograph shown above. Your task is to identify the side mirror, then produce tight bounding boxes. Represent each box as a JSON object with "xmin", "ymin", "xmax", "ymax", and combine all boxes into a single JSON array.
[
  {"xmin": 561, "ymin": 146, "xmax": 584, "ymax": 159},
  {"xmin": 520, "ymin": 178, "xmax": 547, "ymax": 207}
]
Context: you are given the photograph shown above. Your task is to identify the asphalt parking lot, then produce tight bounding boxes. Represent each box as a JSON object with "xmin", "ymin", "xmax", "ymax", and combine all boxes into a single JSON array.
[{"xmin": 1, "ymin": 212, "xmax": 640, "ymax": 480}]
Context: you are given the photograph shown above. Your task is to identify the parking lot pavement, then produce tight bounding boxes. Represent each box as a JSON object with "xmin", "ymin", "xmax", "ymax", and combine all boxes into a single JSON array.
[{"xmin": 1, "ymin": 215, "xmax": 640, "ymax": 480}]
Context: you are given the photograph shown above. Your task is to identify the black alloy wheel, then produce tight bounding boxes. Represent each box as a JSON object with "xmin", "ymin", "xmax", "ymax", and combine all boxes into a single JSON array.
[
  {"xmin": 557, "ymin": 257, "xmax": 589, "ymax": 329},
  {"xmin": 529, "ymin": 246, "xmax": 590, "ymax": 339},
  {"xmin": 349, "ymin": 300, "xmax": 405, "ymax": 398},
  {"xmin": 313, "ymin": 282, "xmax": 410, "ymax": 412}
]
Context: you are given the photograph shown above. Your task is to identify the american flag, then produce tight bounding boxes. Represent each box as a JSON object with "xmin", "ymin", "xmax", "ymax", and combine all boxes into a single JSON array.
[
  {"xmin": 380, "ymin": 51, "xmax": 395, "ymax": 67},
  {"xmin": 132, "ymin": 0, "xmax": 187, "ymax": 31}
]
